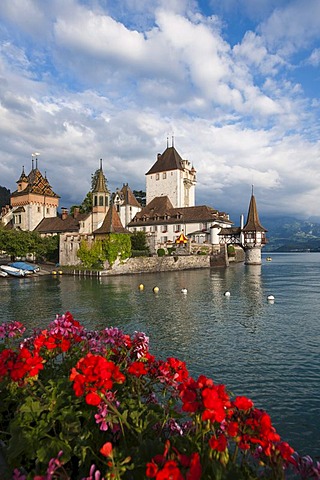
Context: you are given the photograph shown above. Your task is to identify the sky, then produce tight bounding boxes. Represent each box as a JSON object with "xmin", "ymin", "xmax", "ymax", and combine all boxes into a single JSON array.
[{"xmin": 1, "ymin": 0, "xmax": 320, "ymax": 222}]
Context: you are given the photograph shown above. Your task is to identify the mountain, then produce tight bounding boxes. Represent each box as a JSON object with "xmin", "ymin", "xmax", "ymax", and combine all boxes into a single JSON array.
[{"xmin": 260, "ymin": 216, "xmax": 320, "ymax": 252}]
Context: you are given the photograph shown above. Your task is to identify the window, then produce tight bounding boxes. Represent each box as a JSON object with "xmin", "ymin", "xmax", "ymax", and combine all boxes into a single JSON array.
[
  {"xmin": 161, "ymin": 225, "xmax": 167, "ymax": 233},
  {"xmin": 46, "ymin": 208, "xmax": 50, "ymax": 214},
  {"xmin": 163, "ymin": 172, "xmax": 166, "ymax": 179},
  {"xmin": 14, "ymin": 215, "xmax": 22, "ymax": 224},
  {"xmin": 175, "ymin": 224, "xmax": 181, "ymax": 232},
  {"xmin": 37, "ymin": 207, "xmax": 41, "ymax": 213},
  {"xmin": 156, "ymin": 173, "xmax": 159, "ymax": 180},
  {"xmin": 94, "ymin": 196, "xmax": 98, "ymax": 207},
  {"xmin": 161, "ymin": 236, "xmax": 168, "ymax": 243},
  {"xmin": 99, "ymin": 196, "xmax": 104, "ymax": 206}
]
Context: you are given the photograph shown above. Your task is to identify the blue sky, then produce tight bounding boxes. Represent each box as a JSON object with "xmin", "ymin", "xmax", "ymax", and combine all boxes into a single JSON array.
[{"xmin": 1, "ymin": 0, "xmax": 320, "ymax": 221}]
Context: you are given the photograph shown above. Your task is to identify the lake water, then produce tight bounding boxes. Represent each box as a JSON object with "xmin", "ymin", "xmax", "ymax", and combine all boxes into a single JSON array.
[{"xmin": 0, "ymin": 252, "xmax": 319, "ymax": 460}]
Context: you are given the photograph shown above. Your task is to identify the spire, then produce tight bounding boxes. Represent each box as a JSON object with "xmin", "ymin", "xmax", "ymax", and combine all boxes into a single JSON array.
[
  {"xmin": 92, "ymin": 160, "xmax": 108, "ymax": 193},
  {"xmin": 243, "ymin": 192, "xmax": 267, "ymax": 232}
]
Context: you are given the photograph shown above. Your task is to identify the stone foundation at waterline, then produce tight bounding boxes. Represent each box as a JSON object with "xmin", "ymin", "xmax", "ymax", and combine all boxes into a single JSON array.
[{"xmin": 101, "ymin": 255, "xmax": 212, "ymax": 276}]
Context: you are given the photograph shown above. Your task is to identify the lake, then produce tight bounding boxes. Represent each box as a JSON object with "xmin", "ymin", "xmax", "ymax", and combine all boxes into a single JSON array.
[{"xmin": 0, "ymin": 252, "xmax": 319, "ymax": 460}]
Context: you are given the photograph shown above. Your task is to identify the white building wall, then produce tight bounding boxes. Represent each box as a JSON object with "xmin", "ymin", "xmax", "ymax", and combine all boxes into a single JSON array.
[{"xmin": 146, "ymin": 170, "xmax": 180, "ymax": 207}]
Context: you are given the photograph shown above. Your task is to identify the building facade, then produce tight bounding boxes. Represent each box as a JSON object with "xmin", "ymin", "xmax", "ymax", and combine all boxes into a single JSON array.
[
  {"xmin": 1, "ymin": 158, "xmax": 59, "ymax": 231},
  {"xmin": 146, "ymin": 143, "xmax": 196, "ymax": 208}
]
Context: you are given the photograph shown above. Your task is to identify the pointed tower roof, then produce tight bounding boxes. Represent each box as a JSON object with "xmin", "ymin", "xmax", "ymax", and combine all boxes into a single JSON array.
[
  {"xmin": 94, "ymin": 205, "xmax": 129, "ymax": 235},
  {"xmin": 120, "ymin": 184, "xmax": 141, "ymax": 208},
  {"xmin": 92, "ymin": 159, "xmax": 109, "ymax": 193},
  {"xmin": 12, "ymin": 161, "xmax": 59, "ymax": 198},
  {"xmin": 146, "ymin": 146, "xmax": 184, "ymax": 175},
  {"xmin": 16, "ymin": 166, "xmax": 28, "ymax": 184},
  {"xmin": 243, "ymin": 191, "xmax": 267, "ymax": 232}
]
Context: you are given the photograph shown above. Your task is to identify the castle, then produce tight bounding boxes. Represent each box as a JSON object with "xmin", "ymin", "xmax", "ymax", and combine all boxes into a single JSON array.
[{"xmin": 1, "ymin": 144, "xmax": 267, "ymax": 265}]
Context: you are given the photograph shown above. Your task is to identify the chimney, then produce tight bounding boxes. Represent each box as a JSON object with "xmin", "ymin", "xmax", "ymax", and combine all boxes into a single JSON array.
[
  {"xmin": 61, "ymin": 207, "xmax": 68, "ymax": 220},
  {"xmin": 73, "ymin": 207, "xmax": 80, "ymax": 218},
  {"xmin": 157, "ymin": 153, "xmax": 161, "ymax": 159}
]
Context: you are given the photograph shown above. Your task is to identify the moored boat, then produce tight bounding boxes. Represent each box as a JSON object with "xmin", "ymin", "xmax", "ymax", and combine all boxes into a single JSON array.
[
  {"xmin": 9, "ymin": 261, "xmax": 40, "ymax": 273},
  {"xmin": 0, "ymin": 265, "xmax": 25, "ymax": 277},
  {"xmin": 0, "ymin": 270, "xmax": 8, "ymax": 277}
]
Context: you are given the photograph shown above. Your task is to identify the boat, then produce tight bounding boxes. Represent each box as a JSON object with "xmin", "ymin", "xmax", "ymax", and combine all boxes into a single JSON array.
[
  {"xmin": 0, "ymin": 270, "xmax": 8, "ymax": 277},
  {"xmin": 9, "ymin": 261, "xmax": 40, "ymax": 273},
  {"xmin": 0, "ymin": 265, "xmax": 25, "ymax": 277},
  {"xmin": 266, "ymin": 257, "xmax": 272, "ymax": 262}
]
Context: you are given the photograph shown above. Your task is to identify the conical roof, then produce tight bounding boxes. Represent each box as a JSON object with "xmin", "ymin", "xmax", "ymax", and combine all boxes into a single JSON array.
[
  {"xmin": 92, "ymin": 160, "xmax": 109, "ymax": 193},
  {"xmin": 243, "ymin": 194, "xmax": 267, "ymax": 232},
  {"xmin": 94, "ymin": 205, "xmax": 129, "ymax": 234}
]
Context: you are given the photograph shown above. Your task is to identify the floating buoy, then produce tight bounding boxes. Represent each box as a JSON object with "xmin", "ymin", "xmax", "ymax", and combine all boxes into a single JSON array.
[
  {"xmin": 181, "ymin": 288, "xmax": 188, "ymax": 294},
  {"xmin": 52, "ymin": 270, "xmax": 57, "ymax": 275},
  {"xmin": 267, "ymin": 295, "xmax": 275, "ymax": 302},
  {"xmin": 224, "ymin": 291, "xmax": 231, "ymax": 297},
  {"xmin": 153, "ymin": 286, "xmax": 159, "ymax": 293},
  {"xmin": 139, "ymin": 284, "xmax": 144, "ymax": 290},
  {"xmin": 58, "ymin": 270, "xmax": 63, "ymax": 275}
]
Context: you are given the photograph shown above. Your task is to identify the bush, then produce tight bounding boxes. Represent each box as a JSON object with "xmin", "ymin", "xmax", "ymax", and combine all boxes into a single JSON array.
[
  {"xmin": 131, "ymin": 250, "xmax": 149, "ymax": 257},
  {"xmin": 157, "ymin": 248, "xmax": 166, "ymax": 257},
  {"xmin": 0, "ymin": 313, "xmax": 316, "ymax": 479}
]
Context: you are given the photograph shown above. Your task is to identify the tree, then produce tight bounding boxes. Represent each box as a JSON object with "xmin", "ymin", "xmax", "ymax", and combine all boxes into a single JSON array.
[
  {"xmin": 133, "ymin": 190, "xmax": 146, "ymax": 207},
  {"xmin": 0, "ymin": 229, "xmax": 59, "ymax": 262},
  {"xmin": 0, "ymin": 186, "xmax": 10, "ymax": 209},
  {"xmin": 131, "ymin": 231, "xmax": 149, "ymax": 252}
]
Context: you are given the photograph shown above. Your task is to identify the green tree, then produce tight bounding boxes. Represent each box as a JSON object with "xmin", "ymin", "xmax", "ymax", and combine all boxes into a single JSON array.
[
  {"xmin": 133, "ymin": 190, "xmax": 146, "ymax": 207},
  {"xmin": 77, "ymin": 239, "xmax": 106, "ymax": 269},
  {"xmin": 103, "ymin": 233, "xmax": 131, "ymax": 266},
  {"xmin": 131, "ymin": 231, "xmax": 149, "ymax": 254}
]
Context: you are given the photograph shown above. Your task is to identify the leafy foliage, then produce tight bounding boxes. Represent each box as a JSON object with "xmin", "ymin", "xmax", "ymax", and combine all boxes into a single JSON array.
[
  {"xmin": 77, "ymin": 239, "xmax": 106, "ymax": 269},
  {"xmin": 0, "ymin": 185, "xmax": 10, "ymax": 209},
  {"xmin": 130, "ymin": 231, "xmax": 149, "ymax": 252},
  {"xmin": 103, "ymin": 233, "xmax": 131, "ymax": 266},
  {"xmin": 132, "ymin": 190, "xmax": 146, "ymax": 207},
  {"xmin": 0, "ymin": 229, "xmax": 58, "ymax": 261}
]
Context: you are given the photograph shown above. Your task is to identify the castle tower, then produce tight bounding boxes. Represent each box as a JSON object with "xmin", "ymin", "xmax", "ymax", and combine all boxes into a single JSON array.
[
  {"xmin": 91, "ymin": 159, "xmax": 110, "ymax": 231},
  {"xmin": 145, "ymin": 139, "xmax": 197, "ymax": 208},
  {"xmin": 10, "ymin": 155, "xmax": 60, "ymax": 231},
  {"xmin": 242, "ymin": 189, "xmax": 267, "ymax": 265}
]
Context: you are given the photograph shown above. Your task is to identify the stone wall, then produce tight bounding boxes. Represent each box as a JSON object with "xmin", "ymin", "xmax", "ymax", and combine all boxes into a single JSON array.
[{"xmin": 100, "ymin": 255, "xmax": 211, "ymax": 276}]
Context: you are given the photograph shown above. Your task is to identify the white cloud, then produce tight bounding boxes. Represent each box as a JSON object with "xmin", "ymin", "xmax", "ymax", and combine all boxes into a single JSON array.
[{"xmin": 0, "ymin": 0, "xmax": 320, "ymax": 220}]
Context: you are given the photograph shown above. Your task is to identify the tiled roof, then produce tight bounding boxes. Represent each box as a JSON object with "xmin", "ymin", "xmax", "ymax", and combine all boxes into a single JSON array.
[
  {"xmin": 12, "ymin": 168, "xmax": 59, "ymax": 198},
  {"xmin": 115, "ymin": 184, "xmax": 141, "ymax": 208},
  {"xmin": 94, "ymin": 205, "xmax": 130, "ymax": 234},
  {"xmin": 243, "ymin": 194, "xmax": 267, "ymax": 232},
  {"xmin": 35, "ymin": 213, "xmax": 89, "ymax": 233},
  {"xmin": 92, "ymin": 166, "xmax": 109, "ymax": 193},
  {"xmin": 128, "ymin": 196, "xmax": 232, "ymax": 226},
  {"xmin": 146, "ymin": 147, "xmax": 184, "ymax": 175}
]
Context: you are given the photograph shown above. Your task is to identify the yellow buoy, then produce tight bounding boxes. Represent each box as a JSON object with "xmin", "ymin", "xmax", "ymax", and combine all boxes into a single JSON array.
[
  {"xmin": 139, "ymin": 284, "xmax": 144, "ymax": 290},
  {"xmin": 153, "ymin": 286, "xmax": 159, "ymax": 293},
  {"xmin": 52, "ymin": 270, "xmax": 57, "ymax": 275},
  {"xmin": 58, "ymin": 270, "xmax": 63, "ymax": 275}
]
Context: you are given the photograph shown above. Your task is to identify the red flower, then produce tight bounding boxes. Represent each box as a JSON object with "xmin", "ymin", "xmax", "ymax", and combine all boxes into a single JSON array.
[
  {"xmin": 156, "ymin": 460, "xmax": 184, "ymax": 480},
  {"xmin": 128, "ymin": 360, "xmax": 148, "ymax": 377},
  {"xmin": 186, "ymin": 452, "xmax": 202, "ymax": 480},
  {"xmin": 85, "ymin": 392, "xmax": 101, "ymax": 406},
  {"xmin": 100, "ymin": 441, "xmax": 113, "ymax": 457},
  {"xmin": 233, "ymin": 396, "xmax": 254, "ymax": 411},
  {"xmin": 209, "ymin": 433, "xmax": 227, "ymax": 452},
  {"xmin": 146, "ymin": 461, "xmax": 159, "ymax": 478}
]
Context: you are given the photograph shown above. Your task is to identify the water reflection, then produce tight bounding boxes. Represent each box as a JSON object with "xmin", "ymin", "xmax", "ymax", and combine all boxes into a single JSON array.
[{"xmin": 1, "ymin": 256, "xmax": 320, "ymax": 458}]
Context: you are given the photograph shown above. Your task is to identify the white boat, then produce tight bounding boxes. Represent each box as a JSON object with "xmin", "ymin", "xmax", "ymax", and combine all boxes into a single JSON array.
[
  {"xmin": 9, "ymin": 261, "xmax": 40, "ymax": 273},
  {"xmin": 0, "ymin": 270, "xmax": 8, "ymax": 277},
  {"xmin": 0, "ymin": 265, "xmax": 25, "ymax": 277}
]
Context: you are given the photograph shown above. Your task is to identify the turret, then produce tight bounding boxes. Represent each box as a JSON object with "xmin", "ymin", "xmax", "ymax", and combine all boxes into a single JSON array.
[
  {"xmin": 92, "ymin": 159, "xmax": 110, "ymax": 231},
  {"xmin": 242, "ymin": 188, "xmax": 267, "ymax": 265}
]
